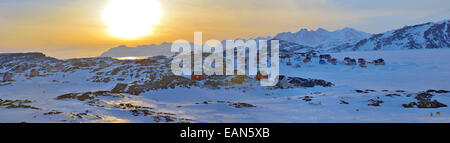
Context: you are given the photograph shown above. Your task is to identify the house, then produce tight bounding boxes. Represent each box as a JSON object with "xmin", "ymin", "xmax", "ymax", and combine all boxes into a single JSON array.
[
  {"xmin": 320, "ymin": 54, "xmax": 331, "ymax": 60},
  {"xmin": 319, "ymin": 60, "xmax": 327, "ymax": 64},
  {"xmin": 191, "ymin": 75, "xmax": 207, "ymax": 80},
  {"xmin": 358, "ymin": 58, "xmax": 366, "ymax": 64},
  {"xmin": 256, "ymin": 72, "xmax": 269, "ymax": 80},
  {"xmin": 346, "ymin": 59, "xmax": 357, "ymax": 65},
  {"xmin": 372, "ymin": 58, "xmax": 385, "ymax": 65},
  {"xmin": 329, "ymin": 58, "xmax": 337, "ymax": 65},
  {"xmin": 350, "ymin": 59, "xmax": 357, "ymax": 65},
  {"xmin": 344, "ymin": 57, "xmax": 351, "ymax": 62},
  {"xmin": 303, "ymin": 58, "xmax": 311, "ymax": 63},
  {"xmin": 359, "ymin": 63, "xmax": 367, "ymax": 67},
  {"xmin": 191, "ymin": 72, "xmax": 207, "ymax": 80}
]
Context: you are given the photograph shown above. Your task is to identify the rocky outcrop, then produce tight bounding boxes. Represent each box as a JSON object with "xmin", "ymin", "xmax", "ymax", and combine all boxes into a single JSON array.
[
  {"xmin": 402, "ymin": 91, "xmax": 448, "ymax": 108},
  {"xmin": 29, "ymin": 69, "xmax": 40, "ymax": 77},
  {"xmin": 2, "ymin": 72, "xmax": 13, "ymax": 82},
  {"xmin": 275, "ymin": 75, "xmax": 334, "ymax": 89}
]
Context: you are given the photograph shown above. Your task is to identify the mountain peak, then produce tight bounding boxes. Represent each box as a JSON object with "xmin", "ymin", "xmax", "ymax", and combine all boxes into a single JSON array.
[
  {"xmin": 298, "ymin": 28, "xmax": 309, "ymax": 33},
  {"xmin": 316, "ymin": 28, "xmax": 328, "ymax": 32},
  {"xmin": 275, "ymin": 27, "xmax": 372, "ymax": 48},
  {"xmin": 297, "ymin": 28, "xmax": 329, "ymax": 33},
  {"xmin": 340, "ymin": 27, "xmax": 356, "ymax": 31}
]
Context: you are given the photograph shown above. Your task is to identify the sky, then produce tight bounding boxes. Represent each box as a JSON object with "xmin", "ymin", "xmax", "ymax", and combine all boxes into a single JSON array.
[{"xmin": 0, "ymin": 0, "xmax": 449, "ymax": 59}]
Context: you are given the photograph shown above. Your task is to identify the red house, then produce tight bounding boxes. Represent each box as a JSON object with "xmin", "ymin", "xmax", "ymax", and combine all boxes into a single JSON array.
[
  {"xmin": 256, "ymin": 74, "xmax": 269, "ymax": 80},
  {"xmin": 191, "ymin": 74, "xmax": 207, "ymax": 80},
  {"xmin": 303, "ymin": 58, "xmax": 311, "ymax": 63}
]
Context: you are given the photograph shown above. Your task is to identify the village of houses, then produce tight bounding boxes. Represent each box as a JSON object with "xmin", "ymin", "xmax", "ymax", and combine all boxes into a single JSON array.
[
  {"xmin": 189, "ymin": 50, "xmax": 386, "ymax": 83},
  {"xmin": 284, "ymin": 51, "xmax": 385, "ymax": 68}
]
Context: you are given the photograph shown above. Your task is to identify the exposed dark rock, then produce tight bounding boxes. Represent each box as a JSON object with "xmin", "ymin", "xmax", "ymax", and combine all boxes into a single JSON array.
[
  {"xmin": 56, "ymin": 91, "xmax": 124, "ymax": 101},
  {"xmin": 385, "ymin": 93, "xmax": 401, "ymax": 97},
  {"xmin": 29, "ymin": 69, "xmax": 40, "ymax": 77},
  {"xmin": 229, "ymin": 102, "xmax": 256, "ymax": 108},
  {"xmin": 0, "ymin": 99, "xmax": 40, "ymax": 110},
  {"xmin": 402, "ymin": 91, "xmax": 448, "ymax": 108},
  {"xmin": 355, "ymin": 89, "xmax": 376, "ymax": 93},
  {"xmin": 2, "ymin": 72, "xmax": 14, "ymax": 82},
  {"xmin": 340, "ymin": 100, "xmax": 349, "ymax": 104},
  {"xmin": 124, "ymin": 75, "xmax": 198, "ymax": 95},
  {"xmin": 111, "ymin": 83, "xmax": 128, "ymax": 93},
  {"xmin": 368, "ymin": 99, "xmax": 384, "ymax": 106},
  {"xmin": 301, "ymin": 96, "xmax": 314, "ymax": 102},
  {"xmin": 276, "ymin": 75, "xmax": 333, "ymax": 89},
  {"xmin": 43, "ymin": 111, "xmax": 63, "ymax": 115},
  {"xmin": 355, "ymin": 90, "xmax": 367, "ymax": 93},
  {"xmin": 426, "ymin": 89, "xmax": 449, "ymax": 94}
]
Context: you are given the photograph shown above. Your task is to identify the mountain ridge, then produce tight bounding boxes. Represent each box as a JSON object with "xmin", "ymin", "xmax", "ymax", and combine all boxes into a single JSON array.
[
  {"xmin": 99, "ymin": 19, "xmax": 450, "ymax": 57},
  {"xmin": 274, "ymin": 27, "xmax": 372, "ymax": 50},
  {"xmin": 329, "ymin": 19, "xmax": 450, "ymax": 52}
]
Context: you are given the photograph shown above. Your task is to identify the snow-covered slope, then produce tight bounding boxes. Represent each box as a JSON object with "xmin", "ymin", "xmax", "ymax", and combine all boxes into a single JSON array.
[
  {"xmin": 332, "ymin": 20, "xmax": 450, "ymax": 52},
  {"xmin": 275, "ymin": 28, "xmax": 372, "ymax": 50},
  {"xmin": 1, "ymin": 48, "xmax": 450, "ymax": 123}
]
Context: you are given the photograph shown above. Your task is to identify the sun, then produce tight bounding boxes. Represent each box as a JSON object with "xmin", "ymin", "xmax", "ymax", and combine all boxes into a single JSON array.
[{"xmin": 102, "ymin": 0, "xmax": 162, "ymax": 39}]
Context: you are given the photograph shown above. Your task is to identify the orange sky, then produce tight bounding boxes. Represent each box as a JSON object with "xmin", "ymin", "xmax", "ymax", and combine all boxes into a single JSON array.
[{"xmin": 0, "ymin": 0, "xmax": 449, "ymax": 59}]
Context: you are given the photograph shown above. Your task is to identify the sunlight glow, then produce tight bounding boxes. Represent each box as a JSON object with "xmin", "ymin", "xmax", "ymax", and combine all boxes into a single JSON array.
[{"xmin": 102, "ymin": 0, "xmax": 162, "ymax": 39}]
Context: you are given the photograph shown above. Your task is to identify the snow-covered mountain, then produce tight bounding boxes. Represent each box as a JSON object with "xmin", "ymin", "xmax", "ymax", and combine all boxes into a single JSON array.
[
  {"xmin": 100, "ymin": 42, "xmax": 176, "ymax": 57},
  {"xmin": 274, "ymin": 28, "xmax": 372, "ymax": 50},
  {"xmin": 331, "ymin": 20, "xmax": 450, "ymax": 52},
  {"xmin": 100, "ymin": 36, "xmax": 273, "ymax": 58},
  {"xmin": 100, "ymin": 19, "xmax": 450, "ymax": 57}
]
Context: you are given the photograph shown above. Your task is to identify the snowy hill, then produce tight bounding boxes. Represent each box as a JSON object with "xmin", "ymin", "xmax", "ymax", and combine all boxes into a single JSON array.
[
  {"xmin": 274, "ymin": 28, "xmax": 372, "ymax": 50},
  {"xmin": 1, "ymin": 48, "xmax": 450, "ymax": 123},
  {"xmin": 331, "ymin": 20, "xmax": 450, "ymax": 52},
  {"xmin": 0, "ymin": 52, "xmax": 333, "ymax": 123}
]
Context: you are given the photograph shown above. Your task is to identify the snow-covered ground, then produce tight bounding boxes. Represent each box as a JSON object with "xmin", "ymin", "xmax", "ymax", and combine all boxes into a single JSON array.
[
  {"xmin": 0, "ymin": 49, "xmax": 449, "ymax": 123},
  {"xmin": 283, "ymin": 49, "xmax": 450, "ymax": 91}
]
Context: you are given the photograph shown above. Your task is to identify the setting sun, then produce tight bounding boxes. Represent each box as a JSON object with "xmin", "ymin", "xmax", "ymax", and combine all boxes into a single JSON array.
[{"xmin": 102, "ymin": 0, "xmax": 162, "ymax": 39}]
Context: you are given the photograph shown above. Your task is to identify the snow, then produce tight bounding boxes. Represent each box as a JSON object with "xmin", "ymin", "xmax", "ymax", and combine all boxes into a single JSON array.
[
  {"xmin": 350, "ymin": 19, "xmax": 450, "ymax": 51},
  {"xmin": 283, "ymin": 49, "xmax": 450, "ymax": 91},
  {"xmin": 275, "ymin": 27, "xmax": 372, "ymax": 50},
  {"xmin": 1, "ymin": 48, "xmax": 450, "ymax": 123}
]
